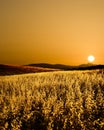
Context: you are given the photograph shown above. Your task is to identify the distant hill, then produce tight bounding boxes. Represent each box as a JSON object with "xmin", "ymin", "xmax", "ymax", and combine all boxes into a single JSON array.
[
  {"xmin": 0, "ymin": 64, "xmax": 59, "ymax": 76},
  {"xmin": 27, "ymin": 63, "xmax": 75, "ymax": 70},
  {"xmin": 28, "ymin": 63, "xmax": 104, "ymax": 70},
  {"xmin": 0, "ymin": 63, "xmax": 104, "ymax": 76}
]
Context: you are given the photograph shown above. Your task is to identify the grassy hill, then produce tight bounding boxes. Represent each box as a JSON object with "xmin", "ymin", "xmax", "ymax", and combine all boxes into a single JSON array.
[
  {"xmin": 28, "ymin": 63, "xmax": 104, "ymax": 70},
  {"xmin": 1, "ymin": 63, "xmax": 104, "ymax": 76},
  {"xmin": 0, "ymin": 64, "xmax": 59, "ymax": 76}
]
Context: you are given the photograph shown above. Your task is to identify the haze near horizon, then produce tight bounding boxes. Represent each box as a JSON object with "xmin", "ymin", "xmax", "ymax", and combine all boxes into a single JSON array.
[{"xmin": 0, "ymin": 0, "xmax": 104, "ymax": 65}]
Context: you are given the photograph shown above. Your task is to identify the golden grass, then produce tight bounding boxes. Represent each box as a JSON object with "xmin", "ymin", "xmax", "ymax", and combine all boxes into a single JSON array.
[{"xmin": 0, "ymin": 70, "xmax": 104, "ymax": 130}]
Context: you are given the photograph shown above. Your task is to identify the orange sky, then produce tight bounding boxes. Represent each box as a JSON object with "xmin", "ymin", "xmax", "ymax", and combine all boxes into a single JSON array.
[{"xmin": 0, "ymin": 0, "xmax": 104, "ymax": 65}]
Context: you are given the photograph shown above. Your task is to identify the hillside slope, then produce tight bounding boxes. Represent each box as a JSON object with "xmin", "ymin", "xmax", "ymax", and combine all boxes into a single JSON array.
[
  {"xmin": 28, "ymin": 63, "xmax": 104, "ymax": 70},
  {"xmin": 0, "ymin": 64, "xmax": 59, "ymax": 76}
]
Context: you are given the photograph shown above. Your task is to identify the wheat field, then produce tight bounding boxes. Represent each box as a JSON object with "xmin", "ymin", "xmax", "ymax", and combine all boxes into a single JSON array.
[{"xmin": 0, "ymin": 70, "xmax": 104, "ymax": 130}]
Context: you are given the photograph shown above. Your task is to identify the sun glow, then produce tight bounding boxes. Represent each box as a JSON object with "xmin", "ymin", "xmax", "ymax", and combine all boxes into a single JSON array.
[{"xmin": 88, "ymin": 55, "xmax": 95, "ymax": 63}]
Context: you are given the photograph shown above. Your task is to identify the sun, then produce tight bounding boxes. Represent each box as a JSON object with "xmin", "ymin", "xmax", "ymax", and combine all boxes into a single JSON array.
[{"xmin": 88, "ymin": 55, "xmax": 95, "ymax": 63}]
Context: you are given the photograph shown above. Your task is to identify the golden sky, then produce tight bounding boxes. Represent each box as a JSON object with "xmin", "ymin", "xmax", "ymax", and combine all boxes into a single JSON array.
[{"xmin": 0, "ymin": 0, "xmax": 104, "ymax": 65}]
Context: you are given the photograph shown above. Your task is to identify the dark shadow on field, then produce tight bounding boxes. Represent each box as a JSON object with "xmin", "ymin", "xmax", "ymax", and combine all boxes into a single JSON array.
[{"xmin": 19, "ymin": 102, "xmax": 48, "ymax": 130}]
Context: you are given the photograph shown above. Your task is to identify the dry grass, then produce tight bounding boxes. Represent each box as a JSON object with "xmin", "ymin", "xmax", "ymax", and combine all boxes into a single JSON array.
[{"xmin": 0, "ymin": 70, "xmax": 104, "ymax": 130}]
